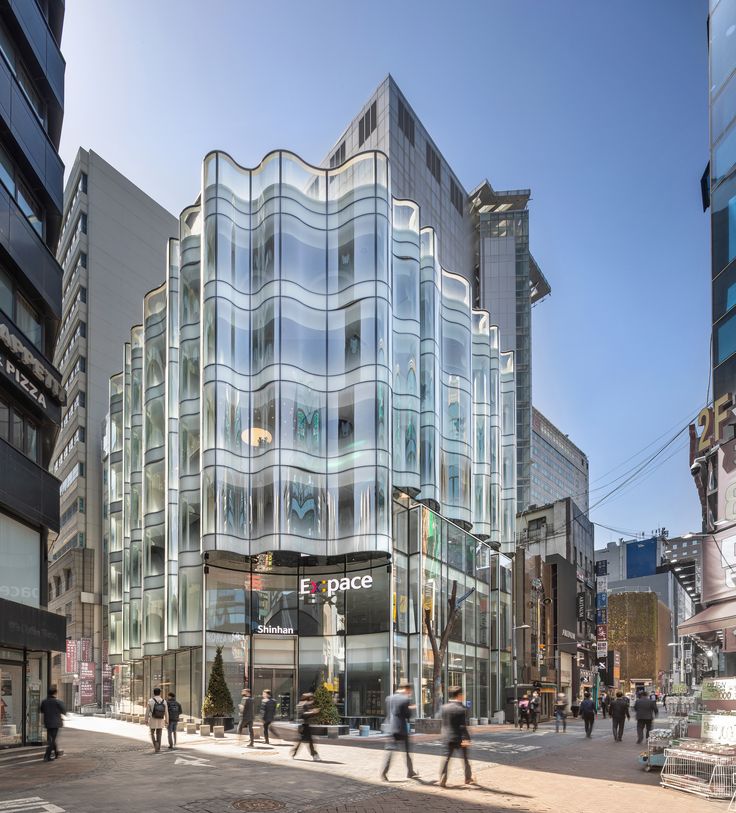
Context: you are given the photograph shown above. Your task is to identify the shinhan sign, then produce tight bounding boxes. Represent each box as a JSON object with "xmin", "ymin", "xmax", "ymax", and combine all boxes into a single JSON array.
[{"xmin": 299, "ymin": 575, "xmax": 373, "ymax": 597}]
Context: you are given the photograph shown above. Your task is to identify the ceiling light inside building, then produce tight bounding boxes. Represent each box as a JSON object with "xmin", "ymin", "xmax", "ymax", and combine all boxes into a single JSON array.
[{"xmin": 241, "ymin": 428, "xmax": 273, "ymax": 447}]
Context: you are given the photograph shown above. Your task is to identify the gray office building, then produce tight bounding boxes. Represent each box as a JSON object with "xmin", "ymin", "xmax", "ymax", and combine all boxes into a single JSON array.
[
  {"xmin": 323, "ymin": 75, "xmax": 551, "ymax": 518},
  {"xmin": 531, "ymin": 407, "xmax": 589, "ymax": 513},
  {"xmin": 48, "ymin": 149, "xmax": 177, "ymax": 708}
]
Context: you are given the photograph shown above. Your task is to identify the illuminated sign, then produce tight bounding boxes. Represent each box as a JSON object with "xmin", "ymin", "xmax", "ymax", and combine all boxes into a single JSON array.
[
  {"xmin": 299, "ymin": 575, "xmax": 374, "ymax": 597},
  {"xmin": 257, "ymin": 624, "xmax": 294, "ymax": 634},
  {"xmin": 0, "ymin": 321, "xmax": 64, "ymax": 403}
]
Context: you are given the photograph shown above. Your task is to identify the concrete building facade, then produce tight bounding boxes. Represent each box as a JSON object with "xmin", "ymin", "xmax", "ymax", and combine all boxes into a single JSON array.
[{"xmin": 48, "ymin": 149, "xmax": 177, "ymax": 709}]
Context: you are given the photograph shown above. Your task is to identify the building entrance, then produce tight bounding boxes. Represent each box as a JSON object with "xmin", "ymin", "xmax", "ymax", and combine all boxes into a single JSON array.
[{"xmin": 251, "ymin": 635, "xmax": 296, "ymax": 720}]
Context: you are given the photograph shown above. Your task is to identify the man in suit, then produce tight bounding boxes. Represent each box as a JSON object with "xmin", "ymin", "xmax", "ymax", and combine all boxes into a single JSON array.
[
  {"xmin": 634, "ymin": 690, "xmax": 659, "ymax": 744},
  {"xmin": 439, "ymin": 686, "xmax": 476, "ymax": 787},
  {"xmin": 610, "ymin": 691, "xmax": 630, "ymax": 742},
  {"xmin": 381, "ymin": 683, "xmax": 418, "ymax": 780},
  {"xmin": 260, "ymin": 689, "xmax": 277, "ymax": 744},
  {"xmin": 238, "ymin": 689, "xmax": 255, "ymax": 747}
]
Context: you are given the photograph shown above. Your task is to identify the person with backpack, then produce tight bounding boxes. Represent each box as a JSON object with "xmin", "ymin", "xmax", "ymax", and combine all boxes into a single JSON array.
[
  {"xmin": 553, "ymin": 693, "xmax": 568, "ymax": 733},
  {"xmin": 291, "ymin": 692, "xmax": 320, "ymax": 761},
  {"xmin": 238, "ymin": 688, "xmax": 255, "ymax": 747},
  {"xmin": 579, "ymin": 691, "xmax": 596, "ymax": 738},
  {"xmin": 260, "ymin": 689, "xmax": 277, "ymax": 744},
  {"xmin": 529, "ymin": 691, "xmax": 541, "ymax": 731},
  {"xmin": 144, "ymin": 687, "xmax": 169, "ymax": 752},
  {"xmin": 39, "ymin": 686, "xmax": 66, "ymax": 761},
  {"xmin": 166, "ymin": 692, "xmax": 183, "ymax": 749},
  {"xmin": 517, "ymin": 694, "xmax": 531, "ymax": 730}
]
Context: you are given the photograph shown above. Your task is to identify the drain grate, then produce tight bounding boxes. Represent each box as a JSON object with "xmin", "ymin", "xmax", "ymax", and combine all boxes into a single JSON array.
[{"xmin": 230, "ymin": 800, "xmax": 285, "ymax": 812}]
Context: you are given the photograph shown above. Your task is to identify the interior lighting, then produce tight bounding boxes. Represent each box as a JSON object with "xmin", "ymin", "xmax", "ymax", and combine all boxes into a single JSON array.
[{"xmin": 241, "ymin": 428, "xmax": 273, "ymax": 447}]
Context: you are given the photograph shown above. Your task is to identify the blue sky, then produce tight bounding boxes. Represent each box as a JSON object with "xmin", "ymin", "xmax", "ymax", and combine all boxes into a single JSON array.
[{"xmin": 60, "ymin": 0, "xmax": 711, "ymax": 544}]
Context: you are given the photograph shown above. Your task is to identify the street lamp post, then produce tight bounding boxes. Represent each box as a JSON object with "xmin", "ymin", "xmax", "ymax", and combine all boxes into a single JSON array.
[{"xmin": 512, "ymin": 622, "xmax": 530, "ymax": 727}]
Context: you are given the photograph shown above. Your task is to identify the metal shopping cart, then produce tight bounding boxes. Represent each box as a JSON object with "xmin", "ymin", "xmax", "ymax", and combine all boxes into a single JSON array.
[{"xmin": 639, "ymin": 729, "xmax": 675, "ymax": 772}]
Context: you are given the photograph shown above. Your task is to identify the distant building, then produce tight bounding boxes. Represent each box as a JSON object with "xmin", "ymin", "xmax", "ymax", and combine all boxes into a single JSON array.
[
  {"xmin": 517, "ymin": 497, "xmax": 596, "ymax": 705},
  {"xmin": 530, "ymin": 408, "xmax": 589, "ymax": 513},
  {"xmin": 607, "ymin": 592, "xmax": 672, "ymax": 690},
  {"xmin": 47, "ymin": 149, "xmax": 177, "ymax": 709}
]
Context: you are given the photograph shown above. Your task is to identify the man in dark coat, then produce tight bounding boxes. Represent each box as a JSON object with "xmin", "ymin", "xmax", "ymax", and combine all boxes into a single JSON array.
[
  {"xmin": 291, "ymin": 692, "xmax": 320, "ymax": 761},
  {"xmin": 634, "ymin": 691, "xmax": 658, "ymax": 743},
  {"xmin": 381, "ymin": 683, "xmax": 418, "ymax": 780},
  {"xmin": 238, "ymin": 688, "xmax": 255, "ymax": 747},
  {"xmin": 166, "ymin": 692, "xmax": 183, "ymax": 749},
  {"xmin": 579, "ymin": 691, "xmax": 596, "ymax": 738},
  {"xmin": 39, "ymin": 686, "xmax": 66, "ymax": 761},
  {"xmin": 260, "ymin": 689, "xmax": 277, "ymax": 744},
  {"xmin": 439, "ymin": 686, "xmax": 476, "ymax": 787},
  {"xmin": 610, "ymin": 691, "xmax": 630, "ymax": 742}
]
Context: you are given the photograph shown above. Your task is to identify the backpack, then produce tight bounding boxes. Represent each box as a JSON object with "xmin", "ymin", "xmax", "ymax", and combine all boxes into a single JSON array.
[{"xmin": 151, "ymin": 698, "xmax": 166, "ymax": 719}]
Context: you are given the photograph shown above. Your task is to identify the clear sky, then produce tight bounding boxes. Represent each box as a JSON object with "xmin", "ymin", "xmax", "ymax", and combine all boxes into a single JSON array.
[{"xmin": 60, "ymin": 0, "xmax": 711, "ymax": 545}]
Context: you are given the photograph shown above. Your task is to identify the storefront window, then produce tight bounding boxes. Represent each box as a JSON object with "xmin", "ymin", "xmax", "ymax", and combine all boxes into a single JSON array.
[{"xmin": 345, "ymin": 632, "xmax": 389, "ymax": 719}]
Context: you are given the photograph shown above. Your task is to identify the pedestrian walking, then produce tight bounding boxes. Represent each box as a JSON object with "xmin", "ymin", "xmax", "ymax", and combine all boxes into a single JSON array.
[
  {"xmin": 662, "ymin": 693, "xmax": 668, "ymax": 711},
  {"xmin": 381, "ymin": 682, "xmax": 418, "ymax": 780},
  {"xmin": 579, "ymin": 691, "xmax": 596, "ymax": 738},
  {"xmin": 529, "ymin": 690, "xmax": 540, "ymax": 731},
  {"xmin": 166, "ymin": 692, "xmax": 182, "ymax": 749},
  {"xmin": 439, "ymin": 687, "xmax": 476, "ymax": 787},
  {"xmin": 260, "ymin": 689, "xmax": 276, "ymax": 744},
  {"xmin": 517, "ymin": 694, "xmax": 531, "ymax": 730},
  {"xmin": 291, "ymin": 692, "xmax": 320, "ymax": 761},
  {"xmin": 553, "ymin": 693, "xmax": 567, "ymax": 733},
  {"xmin": 238, "ymin": 688, "xmax": 255, "ymax": 747},
  {"xmin": 634, "ymin": 690, "xmax": 658, "ymax": 744},
  {"xmin": 144, "ymin": 687, "xmax": 169, "ymax": 753},
  {"xmin": 600, "ymin": 690, "xmax": 608, "ymax": 719},
  {"xmin": 610, "ymin": 691, "xmax": 630, "ymax": 741},
  {"xmin": 39, "ymin": 686, "xmax": 65, "ymax": 762}
]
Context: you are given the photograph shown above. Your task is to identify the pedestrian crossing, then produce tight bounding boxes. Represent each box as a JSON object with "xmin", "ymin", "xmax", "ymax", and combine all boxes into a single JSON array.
[{"xmin": 0, "ymin": 799, "xmax": 64, "ymax": 813}]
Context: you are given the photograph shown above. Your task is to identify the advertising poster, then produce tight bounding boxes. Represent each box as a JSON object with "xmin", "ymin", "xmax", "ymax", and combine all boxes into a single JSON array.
[
  {"xmin": 704, "ymin": 440, "xmax": 736, "ymax": 604},
  {"xmin": 65, "ymin": 639, "xmax": 77, "ymax": 674},
  {"xmin": 80, "ymin": 638, "xmax": 92, "ymax": 662}
]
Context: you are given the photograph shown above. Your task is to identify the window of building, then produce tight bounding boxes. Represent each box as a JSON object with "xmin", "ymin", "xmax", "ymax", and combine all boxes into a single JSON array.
[
  {"xmin": 398, "ymin": 98, "xmax": 414, "ymax": 146},
  {"xmin": 0, "ymin": 20, "xmax": 47, "ymax": 128},
  {"xmin": 0, "ymin": 396, "xmax": 40, "ymax": 464},
  {"xmin": 0, "ymin": 267, "xmax": 44, "ymax": 350},
  {"xmin": 426, "ymin": 142, "xmax": 441, "ymax": 183},
  {"xmin": 329, "ymin": 141, "xmax": 346, "ymax": 168},
  {"xmin": 0, "ymin": 145, "xmax": 44, "ymax": 237},
  {"xmin": 450, "ymin": 177, "xmax": 463, "ymax": 216},
  {"xmin": 358, "ymin": 101, "xmax": 377, "ymax": 147},
  {"xmin": 717, "ymin": 308, "xmax": 736, "ymax": 365},
  {"xmin": 65, "ymin": 602, "xmax": 72, "ymax": 624},
  {"xmin": 64, "ymin": 569, "xmax": 73, "ymax": 591},
  {"xmin": 54, "ymin": 576, "xmax": 61, "ymax": 598}
]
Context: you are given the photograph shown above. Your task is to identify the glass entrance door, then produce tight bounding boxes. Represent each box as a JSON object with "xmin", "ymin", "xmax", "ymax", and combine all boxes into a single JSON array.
[
  {"xmin": 253, "ymin": 667, "xmax": 295, "ymax": 720},
  {"xmin": 0, "ymin": 664, "xmax": 23, "ymax": 748}
]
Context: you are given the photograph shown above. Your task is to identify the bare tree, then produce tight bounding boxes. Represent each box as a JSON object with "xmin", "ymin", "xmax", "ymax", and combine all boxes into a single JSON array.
[{"xmin": 424, "ymin": 580, "xmax": 466, "ymax": 718}]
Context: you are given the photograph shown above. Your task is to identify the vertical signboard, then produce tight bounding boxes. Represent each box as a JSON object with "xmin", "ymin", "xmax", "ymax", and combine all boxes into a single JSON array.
[
  {"xmin": 704, "ymin": 441, "xmax": 736, "ymax": 604},
  {"xmin": 65, "ymin": 639, "xmax": 77, "ymax": 674},
  {"xmin": 595, "ymin": 564, "xmax": 608, "ymax": 663}
]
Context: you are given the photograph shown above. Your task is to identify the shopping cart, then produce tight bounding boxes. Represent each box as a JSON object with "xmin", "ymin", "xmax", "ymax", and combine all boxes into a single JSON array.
[{"xmin": 639, "ymin": 729, "xmax": 674, "ymax": 772}]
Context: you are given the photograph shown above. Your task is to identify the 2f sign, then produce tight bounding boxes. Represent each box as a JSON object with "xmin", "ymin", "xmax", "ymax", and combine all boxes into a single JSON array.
[{"xmin": 697, "ymin": 393, "xmax": 734, "ymax": 454}]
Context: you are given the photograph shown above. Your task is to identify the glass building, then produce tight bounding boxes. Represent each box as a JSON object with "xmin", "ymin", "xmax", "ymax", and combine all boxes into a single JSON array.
[{"xmin": 104, "ymin": 149, "xmax": 515, "ymax": 723}]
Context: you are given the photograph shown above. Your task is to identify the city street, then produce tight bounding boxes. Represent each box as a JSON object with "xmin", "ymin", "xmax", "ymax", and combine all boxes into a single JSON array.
[{"xmin": 0, "ymin": 714, "xmax": 722, "ymax": 813}]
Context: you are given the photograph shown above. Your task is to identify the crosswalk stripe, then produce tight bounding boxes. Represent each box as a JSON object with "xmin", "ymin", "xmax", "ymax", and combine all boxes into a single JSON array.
[{"xmin": 0, "ymin": 798, "xmax": 64, "ymax": 812}]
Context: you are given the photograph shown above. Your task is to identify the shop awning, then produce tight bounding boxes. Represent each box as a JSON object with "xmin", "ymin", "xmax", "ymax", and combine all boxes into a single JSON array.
[{"xmin": 679, "ymin": 600, "xmax": 736, "ymax": 636}]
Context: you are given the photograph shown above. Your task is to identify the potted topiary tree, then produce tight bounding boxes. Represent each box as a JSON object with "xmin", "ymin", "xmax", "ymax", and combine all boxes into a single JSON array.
[
  {"xmin": 310, "ymin": 676, "xmax": 348, "ymax": 736},
  {"xmin": 202, "ymin": 646, "xmax": 234, "ymax": 731}
]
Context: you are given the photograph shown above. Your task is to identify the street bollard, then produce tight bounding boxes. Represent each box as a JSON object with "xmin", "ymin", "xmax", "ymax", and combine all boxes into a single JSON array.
[
  {"xmin": 200, "ymin": 724, "xmax": 211, "ymax": 736},
  {"xmin": 213, "ymin": 725, "xmax": 225, "ymax": 738}
]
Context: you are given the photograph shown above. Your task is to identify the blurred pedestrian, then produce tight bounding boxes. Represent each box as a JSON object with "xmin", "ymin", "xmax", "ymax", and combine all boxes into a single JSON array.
[
  {"xmin": 291, "ymin": 692, "xmax": 320, "ymax": 761},
  {"xmin": 553, "ymin": 693, "xmax": 567, "ymax": 733},
  {"xmin": 517, "ymin": 694, "xmax": 531, "ymax": 730},
  {"xmin": 439, "ymin": 686, "xmax": 476, "ymax": 787},
  {"xmin": 610, "ymin": 691, "xmax": 630, "ymax": 741},
  {"xmin": 634, "ymin": 691, "xmax": 658, "ymax": 744},
  {"xmin": 381, "ymin": 682, "xmax": 418, "ymax": 781},
  {"xmin": 600, "ymin": 690, "xmax": 608, "ymax": 719},
  {"xmin": 144, "ymin": 687, "xmax": 169, "ymax": 753},
  {"xmin": 580, "ymin": 691, "xmax": 596, "ymax": 738},
  {"xmin": 260, "ymin": 689, "xmax": 276, "ymax": 744},
  {"xmin": 39, "ymin": 686, "xmax": 65, "ymax": 762},
  {"xmin": 529, "ymin": 690, "xmax": 541, "ymax": 731},
  {"xmin": 662, "ymin": 693, "xmax": 668, "ymax": 711},
  {"xmin": 238, "ymin": 688, "xmax": 255, "ymax": 747},
  {"xmin": 166, "ymin": 692, "xmax": 182, "ymax": 749}
]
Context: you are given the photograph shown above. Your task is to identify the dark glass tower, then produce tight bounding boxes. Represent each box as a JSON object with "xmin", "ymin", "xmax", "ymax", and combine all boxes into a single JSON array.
[{"xmin": 0, "ymin": 0, "xmax": 66, "ymax": 747}]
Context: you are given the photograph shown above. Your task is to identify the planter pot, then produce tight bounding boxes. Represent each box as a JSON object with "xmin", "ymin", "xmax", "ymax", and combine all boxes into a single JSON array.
[
  {"xmin": 204, "ymin": 716, "xmax": 234, "ymax": 732},
  {"xmin": 310, "ymin": 724, "xmax": 350, "ymax": 736}
]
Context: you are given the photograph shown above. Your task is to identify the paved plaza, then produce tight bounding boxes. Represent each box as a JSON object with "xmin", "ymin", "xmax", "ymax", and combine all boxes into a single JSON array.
[{"xmin": 0, "ymin": 714, "xmax": 724, "ymax": 813}]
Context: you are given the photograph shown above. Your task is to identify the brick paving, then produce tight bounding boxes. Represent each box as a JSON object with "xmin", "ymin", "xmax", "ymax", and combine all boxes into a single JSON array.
[{"xmin": 0, "ymin": 714, "xmax": 725, "ymax": 812}]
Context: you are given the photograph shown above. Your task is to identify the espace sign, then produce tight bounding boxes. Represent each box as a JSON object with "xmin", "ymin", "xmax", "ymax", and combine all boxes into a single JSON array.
[{"xmin": 300, "ymin": 575, "xmax": 373, "ymax": 597}]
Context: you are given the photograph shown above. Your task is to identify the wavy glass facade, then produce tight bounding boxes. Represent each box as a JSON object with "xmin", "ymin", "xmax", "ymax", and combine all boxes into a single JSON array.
[{"xmin": 105, "ymin": 150, "xmax": 515, "ymax": 721}]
